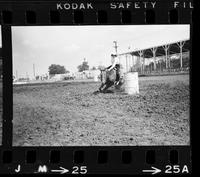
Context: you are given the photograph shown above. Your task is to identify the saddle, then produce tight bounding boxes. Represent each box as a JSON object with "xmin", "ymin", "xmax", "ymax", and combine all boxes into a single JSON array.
[{"xmin": 103, "ymin": 68, "xmax": 120, "ymax": 83}]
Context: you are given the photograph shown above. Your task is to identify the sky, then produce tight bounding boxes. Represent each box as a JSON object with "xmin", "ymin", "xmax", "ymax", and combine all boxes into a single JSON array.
[{"xmin": 12, "ymin": 25, "xmax": 190, "ymax": 78}]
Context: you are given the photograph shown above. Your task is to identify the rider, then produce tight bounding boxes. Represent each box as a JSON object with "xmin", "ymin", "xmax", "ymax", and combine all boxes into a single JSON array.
[{"xmin": 106, "ymin": 54, "xmax": 120, "ymax": 85}]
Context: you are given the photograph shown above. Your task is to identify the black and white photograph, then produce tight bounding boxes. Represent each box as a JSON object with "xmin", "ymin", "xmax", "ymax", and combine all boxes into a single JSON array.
[
  {"xmin": 12, "ymin": 25, "xmax": 190, "ymax": 146},
  {"xmin": 0, "ymin": 26, "xmax": 2, "ymax": 145}
]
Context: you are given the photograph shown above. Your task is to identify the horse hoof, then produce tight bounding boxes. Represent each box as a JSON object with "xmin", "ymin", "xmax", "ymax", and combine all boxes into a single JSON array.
[{"xmin": 93, "ymin": 90, "xmax": 100, "ymax": 95}]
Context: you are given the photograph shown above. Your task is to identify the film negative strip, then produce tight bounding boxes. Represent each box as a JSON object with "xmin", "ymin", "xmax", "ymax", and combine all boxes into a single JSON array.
[{"xmin": 0, "ymin": 0, "xmax": 193, "ymax": 175}]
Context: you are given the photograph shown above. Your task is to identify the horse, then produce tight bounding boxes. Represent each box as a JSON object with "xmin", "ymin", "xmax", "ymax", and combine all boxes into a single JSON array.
[{"xmin": 98, "ymin": 65, "xmax": 123, "ymax": 93}]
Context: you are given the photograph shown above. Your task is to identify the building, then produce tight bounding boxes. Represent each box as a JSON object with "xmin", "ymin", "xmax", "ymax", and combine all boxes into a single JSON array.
[{"xmin": 74, "ymin": 69, "xmax": 101, "ymax": 80}]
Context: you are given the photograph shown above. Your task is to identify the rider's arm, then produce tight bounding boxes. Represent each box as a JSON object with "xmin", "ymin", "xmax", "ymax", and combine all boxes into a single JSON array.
[{"xmin": 106, "ymin": 65, "xmax": 112, "ymax": 69}]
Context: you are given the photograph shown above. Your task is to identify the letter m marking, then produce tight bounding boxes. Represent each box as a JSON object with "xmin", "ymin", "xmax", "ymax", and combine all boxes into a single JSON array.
[{"xmin": 38, "ymin": 165, "xmax": 48, "ymax": 173}]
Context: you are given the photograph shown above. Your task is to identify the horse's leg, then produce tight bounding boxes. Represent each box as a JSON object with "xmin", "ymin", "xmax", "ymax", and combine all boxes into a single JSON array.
[
  {"xmin": 99, "ymin": 83, "xmax": 105, "ymax": 92},
  {"xmin": 102, "ymin": 82, "xmax": 114, "ymax": 93}
]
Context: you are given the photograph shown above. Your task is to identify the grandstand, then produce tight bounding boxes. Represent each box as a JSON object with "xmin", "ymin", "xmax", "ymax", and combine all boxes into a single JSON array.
[{"xmin": 117, "ymin": 39, "xmax": 190, "ymax": 75}]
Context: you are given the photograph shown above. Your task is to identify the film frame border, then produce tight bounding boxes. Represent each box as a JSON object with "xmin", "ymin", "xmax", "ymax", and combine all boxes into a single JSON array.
[
  {"xmin": 0, "ymin": 0, "xmax": 193, "ymax": 25},
  {"xmin": 0, "ymin": 0, "xmax": 193, "ymax": 174}
]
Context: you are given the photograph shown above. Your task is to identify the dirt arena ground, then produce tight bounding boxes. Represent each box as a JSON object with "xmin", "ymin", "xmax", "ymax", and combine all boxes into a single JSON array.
[{"xmin": 12, "ymin": 74, "xmax": 190, "ymax": 146}]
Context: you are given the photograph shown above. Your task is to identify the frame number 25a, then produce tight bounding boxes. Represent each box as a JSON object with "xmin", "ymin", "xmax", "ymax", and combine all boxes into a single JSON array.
[{"xmin": 165, "ymin": 165, "xmax": 189, "ymax": 174}]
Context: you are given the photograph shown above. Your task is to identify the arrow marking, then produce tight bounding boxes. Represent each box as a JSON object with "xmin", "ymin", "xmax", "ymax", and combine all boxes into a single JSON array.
[
  {"xmin": 51, "ymin": 167, "xmax": 69, "ymax": 174},
  {"xmin": 142, "ymin": 166, "xmax": 161, "ymax": 175}
]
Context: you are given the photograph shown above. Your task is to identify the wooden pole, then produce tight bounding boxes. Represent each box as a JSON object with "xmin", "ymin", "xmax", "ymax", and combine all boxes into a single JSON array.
[
  {"xmin": 180, "ymin": 47, "xmax": 183, "ymax": 68},
  {"xmin": 132, "ymin": 54, "xmax": 134, "ymax": 71},
  {"xmin": 177, "ymin": 41, "xmax": 185, "ymax": 68},
  {"xmin": 138, "ymin": 51, "xmax": 143, "ymax": 74},
  {"xmin": 151, "ymin": 47, "xmax": 157, "ymax": 71},
  {"xmin": 126, "ymin": 54, "xmax": 128, "ymax": 72},
  {"xmin": 163, "ymin": 45, "xmax": 170, "ymax": 69}
]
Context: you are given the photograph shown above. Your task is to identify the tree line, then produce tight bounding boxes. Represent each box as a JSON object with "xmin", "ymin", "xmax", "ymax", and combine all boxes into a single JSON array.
[{"xmin": 48, "ymin": 59, "xmax": 105, "ymax": 75}]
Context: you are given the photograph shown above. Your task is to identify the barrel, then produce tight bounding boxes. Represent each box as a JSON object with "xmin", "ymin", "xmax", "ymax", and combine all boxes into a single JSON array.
[{"xmin": 124, "ymin": 72, "xmax": 139, "ymax": 95}]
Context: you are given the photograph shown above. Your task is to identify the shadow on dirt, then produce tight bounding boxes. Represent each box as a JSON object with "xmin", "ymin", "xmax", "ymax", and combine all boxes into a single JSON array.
[{"xmin": 93, "ymin": 90, "xmax": 115, "ymax": 95}]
